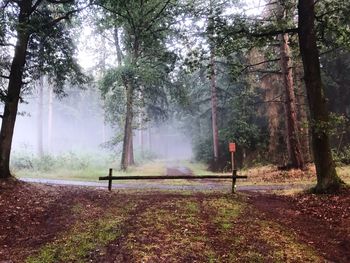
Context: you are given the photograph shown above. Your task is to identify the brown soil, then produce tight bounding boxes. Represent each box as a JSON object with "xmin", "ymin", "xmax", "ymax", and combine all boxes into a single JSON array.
[
  {"xmin": 246, "ymin": 189, "xmax": 350, "ymax": 263},
  {"xmin": 0, "ymin": 179, "xmax": 349, "ymax": 262},
  {"xmin": 0, "ymin": 179, "xmax": 113, "ymax": 262}
]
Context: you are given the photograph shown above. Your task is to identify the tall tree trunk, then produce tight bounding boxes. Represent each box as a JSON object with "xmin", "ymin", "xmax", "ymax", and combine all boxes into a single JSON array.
[
  {"xmin": 121, "ymin": 80, "xmax": 134, "ymax": 170},
  {"xmin": 279, "ymin": 33, "xmax": 305, "ymax": 169},
  {"xmin": 148, "ymin": 124, "xmax": 152, "ymax": 151},
  {"xmin": 114, "ymin": 27, "xmax": 123, "ymax": 66},
  {"xmin": 210, "ymin": 47, "xmax": 219, "ymax": 163},
  {"xmin": 298, "ymin": 0, "xmax": 344, "ymax": 192},
  {"xmin": 295, "ymin": 62, "xmax": 311, "ymax": 162},
  {"xmin": 128, "ymin": 134, "xmax": 135, "ymax": 165},
  {"xmin": 139, "ymin": 118, "xmax": 144, "ymax": 156},
  {"xmin": 208, "ymin": 3, "xmax": 219, "ymax": 165},
  {"xmin": 47, "ymin": 84, "xmax": 53, "ymax": 153},
  {"xmin": 37, "ymin": 76, "xmax": 44, "ymax": 157},
  {"xmin": 0, "ymin": 2, "xmax": 31, "ymax": 178}
]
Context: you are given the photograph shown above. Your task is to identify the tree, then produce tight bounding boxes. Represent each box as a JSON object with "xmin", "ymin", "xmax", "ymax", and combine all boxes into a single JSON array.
[
  {"xmin": 97, "ymin": 0, "xmax": 179, "ymax": 170},
  {"xmin": 208, "ymin": 1, "xmax": 219, "ymax": 167},
  {"xmin": 297, "ymin": 0, "xmax": 344, "ymax": 192},
  {"xmin": 208, "ymin": 0, "xmax": 346, "ymax": 190},
  {"xmin": 277, "ymin": 1, "xmax": 305, "ymax": 169},
  {"xmin": 0, "ymin": 1, "xmax": 87, "ymax": 178},
  {"xmin": 37, "ymin": 77, "xmax": 44, "ymax": 157}
]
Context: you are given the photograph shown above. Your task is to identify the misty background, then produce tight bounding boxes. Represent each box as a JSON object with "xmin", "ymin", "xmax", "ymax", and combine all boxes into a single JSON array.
[{"xmin": 12, "ymin": 84, "xmax": 193, "ymax": 161}]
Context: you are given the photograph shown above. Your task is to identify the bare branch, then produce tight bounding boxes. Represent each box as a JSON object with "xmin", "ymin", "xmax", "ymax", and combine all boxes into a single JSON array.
[
  {"xmin": 30, "ymin": 0, "xmax": 44, "ymax": 14},
  {"xmin": 247, "ymin": 69, "xmax": 282, "ymax": 75},
  {"xmin": 144, "ymin": 0, "xmax": 172, "ymax": 32},
  {"xmin": 240, "ymin": 58, "xmax": 280, "ymax": 73},
  {"xmin": 45, "ymin": 5, "xmax": 90, "ymax": 27},
  {"xmin": 46, "ymin": 0, "xmax": 74, "ymax": 3}
]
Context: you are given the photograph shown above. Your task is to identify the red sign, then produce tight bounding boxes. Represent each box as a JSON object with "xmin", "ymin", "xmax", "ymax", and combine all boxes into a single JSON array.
[{"xmin": 229, "ymin": 142, "xmax": 236, "ymax": 152}]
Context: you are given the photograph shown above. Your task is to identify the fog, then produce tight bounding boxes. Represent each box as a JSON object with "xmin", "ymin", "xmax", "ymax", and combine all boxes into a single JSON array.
[{"xmin": 12, "ymin": 85, "xmax": 193, "ymax": 162}]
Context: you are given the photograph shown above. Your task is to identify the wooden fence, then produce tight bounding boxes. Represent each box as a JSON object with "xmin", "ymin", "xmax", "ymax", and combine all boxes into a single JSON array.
[{"xmin": 99, "ymin": 169, "xmax": 247, "ymax": 193}]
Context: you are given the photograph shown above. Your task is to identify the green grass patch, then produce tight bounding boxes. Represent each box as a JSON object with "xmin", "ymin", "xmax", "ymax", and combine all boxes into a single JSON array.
[
  {"xmin": 15, "ymin": 158, "xmax": 167, "ymax": 182},
  {"xmin": 258, "ymin": 221, "xmax": 322, "ymax": 262},
  {"xmin": 26, "ymin": 213, "xmax": 126, "ymax": 263},
  {"xmin": 184, "ymin": 201, "xmax": 200, "ymax": 214},
  {"xmin": 205, "ymin": 196, "xmax": 244, "ymax": 231}
]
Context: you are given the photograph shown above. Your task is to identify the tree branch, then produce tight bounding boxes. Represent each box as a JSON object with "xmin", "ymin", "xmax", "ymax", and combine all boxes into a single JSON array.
[
  {"xmin": 30, "ymin": 0, "xmax": 44, "ymax": 14},
  {"xmin": 46, "ymin": 0, "xmax": 74, "ymax": 3},
  {"xmin": 45, "ymin": 5, "xmax": 90, "ymax": 27},
  {"xmin": 1, "ymin": 0, "xmax": 11, "ymax": 9},
  {"xmin": 240, "ymin": 58, "xmax": 280, "ymax": 73},
  {"xmin": 247, "ymin": 69, "xmax": 282, "ymax": 75},
  {"xmin": 144, "ymin": 0, "xmax": 172, "ymax": 32}
]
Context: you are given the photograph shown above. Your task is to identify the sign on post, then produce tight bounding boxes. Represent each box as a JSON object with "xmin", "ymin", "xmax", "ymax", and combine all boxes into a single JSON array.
[
  {"xmin": 229, "ymin": 142, "xmax": 236, "ymax": 152},
  {"xmin": 229, "ymin": 142, "xmax": 236, "ymax": 172}
]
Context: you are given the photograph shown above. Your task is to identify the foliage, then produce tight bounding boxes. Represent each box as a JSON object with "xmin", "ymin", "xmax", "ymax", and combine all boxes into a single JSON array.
[
  {"xmin": 333, "ymin": 146, "xmax": 350, "ymax": 165},
  {"xmin": 11, "ymin": 151, "xmax": 112, "ymax": 173},
  {"xmin": 316, "ymin": 0, "xmax": 350, "ymax": 50},
  {"xmin": 0, "ymin": 1, "xmax": 89, "ymax": 98}
]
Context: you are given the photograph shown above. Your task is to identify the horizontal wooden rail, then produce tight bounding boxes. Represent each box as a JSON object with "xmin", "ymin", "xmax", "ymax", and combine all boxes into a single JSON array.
[
  {"xmin": 99, "ymin": 168, "xmax": 247, "ymax": 193},
  {"xmin": 99, "ymin": 175, "xmax": 247, "ymax": 180}
]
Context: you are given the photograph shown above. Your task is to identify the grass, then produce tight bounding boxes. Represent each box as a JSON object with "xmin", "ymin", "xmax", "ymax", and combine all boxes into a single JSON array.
[
  {"xmin": 15, "ymin": 160, "xmax": 167, "ymax": 182},
  {"xmin": 258, "ymin": 221, "xmax": 322, "ymax": 262},
  {"xmin": 21, "ymin": 191, "xmax": 328, "ymax": 262},
  {"xmin": 26, "ymin": 215, "xmax": 124, "ymax": 263},
  {"xmin": 26, "ymin": 202, "xmax": 131, "ymax": 263},
  {"xmin": 205, "ymin": 196, "xmax": 244, "ymax": 230}
]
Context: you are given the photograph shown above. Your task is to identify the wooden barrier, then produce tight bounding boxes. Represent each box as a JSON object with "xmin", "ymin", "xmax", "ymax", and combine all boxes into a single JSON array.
[{"xmin": 99, "ymin": 169, "xmax": 247, "ymax": 193}]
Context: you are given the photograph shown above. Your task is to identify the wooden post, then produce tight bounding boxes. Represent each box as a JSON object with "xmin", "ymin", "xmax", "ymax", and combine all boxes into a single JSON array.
[
  {"xmin": 108, "ymin": 168, "xmax": 113, "ymax": 191},
  {"xmin": 232, "ymin": 169, "xmax": 237, "ymax": 193},
  {"xmin": 231, "ymin": 152, "xmax": 235, "ymax": 172},
  {"xmin": 229, "ymin": 142, "xmax": 236, "ymax": 172}
]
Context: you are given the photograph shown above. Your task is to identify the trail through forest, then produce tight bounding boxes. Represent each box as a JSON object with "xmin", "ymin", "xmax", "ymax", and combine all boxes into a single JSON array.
[{"xmin": 1, "ymin": 181, "xmax": 349, "ymax": 262}]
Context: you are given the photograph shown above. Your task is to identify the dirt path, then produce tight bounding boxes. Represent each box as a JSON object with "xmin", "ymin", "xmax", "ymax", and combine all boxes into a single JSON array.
[
  {"xmin": 166, "ymin": 166, "xmax": 193, "ymax": 176},
  {"xmin": 1, "ymin": 181, "xmax": 349, "ymax": 262}
]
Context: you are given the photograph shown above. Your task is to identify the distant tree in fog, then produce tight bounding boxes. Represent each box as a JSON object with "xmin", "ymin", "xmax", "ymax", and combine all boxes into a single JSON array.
[{"xmin": 0, "ymin": 1, "xmax": 88, "ymax": 179}]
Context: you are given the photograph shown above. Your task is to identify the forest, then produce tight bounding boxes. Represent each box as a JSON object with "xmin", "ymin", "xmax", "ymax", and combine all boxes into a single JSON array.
[{"xmin": 0, "ymin": 0, "xmax": 350, "ymax": 262}]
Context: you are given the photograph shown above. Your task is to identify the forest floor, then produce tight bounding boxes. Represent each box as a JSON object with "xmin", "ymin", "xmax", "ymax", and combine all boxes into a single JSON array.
[{"xmin": 0, "ymin": 178, "xmax": 349, "ymax": 263}]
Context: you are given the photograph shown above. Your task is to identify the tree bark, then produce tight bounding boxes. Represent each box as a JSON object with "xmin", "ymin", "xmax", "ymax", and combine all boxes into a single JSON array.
[
  {"xmin": 113, "ymin": 27, "xmax": 123, "ymax": 66},
  {"xmin": 127, "ymin": 134, "xmax": 135, "ymax": 165},
  {"xmin": 47, "ymin": 84, "xmax": 53, "ymax": 153},
  {"xmin": 37, "ymin": 76, "xmax": 44, "ymax": 157},
  {"xmin": 298, "ymin": 0, "xmax": 344, "ymax": 192},
  {"xmin": 0, "ymin": 2, "xmax": 31, "ymax": 178},
  {"xmin": 279, "ymin": 33, "xmax": 305, "ymax": 169},
  {"xmin": 208, "ymin": 3, "xmax": 219, "ymax": 165},
  {"xmin": 121, "ymin": 79, "xmax": 134, "ymax": 170},
  {"xmin": 295, "ymin": 62, "xmax": 312, "ymax": 162},
  {"xmin": 210, "ymin": 47, "xmax": 219, "ymax": 163}
]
